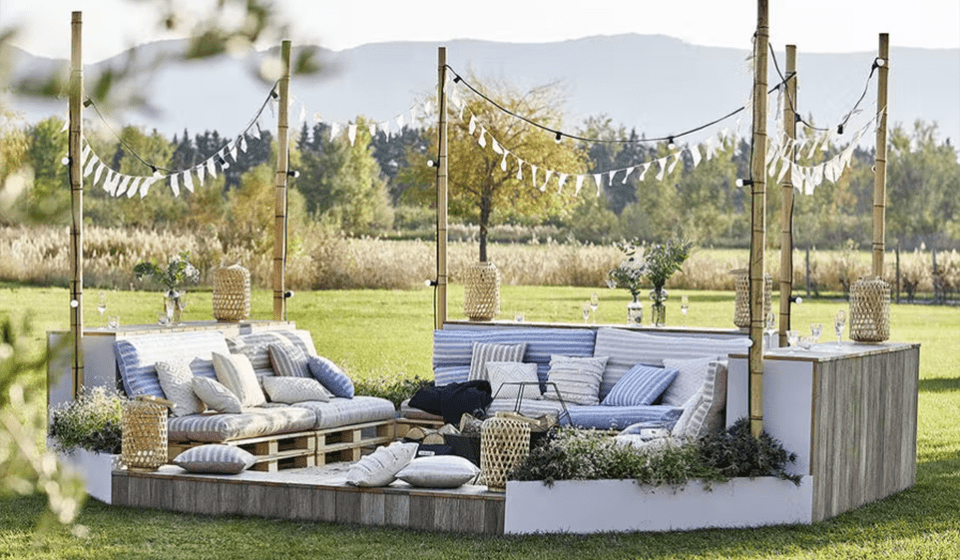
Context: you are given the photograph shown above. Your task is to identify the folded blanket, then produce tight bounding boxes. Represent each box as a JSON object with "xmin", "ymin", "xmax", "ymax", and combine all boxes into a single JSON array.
[{"xmin": 408, "ymin": 380, "xmax": 492, "ymax": 425}]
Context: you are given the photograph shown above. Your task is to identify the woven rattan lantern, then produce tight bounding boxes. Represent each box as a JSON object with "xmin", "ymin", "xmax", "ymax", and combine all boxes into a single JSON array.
[
  {"xmin": 213, "ymin": 264, "xmax": 251, "ymax": 322},
  {"xmin": 480, "ymin": 415, "xmax": 530, "ymax": 492},
  {"xmin": 849, "ymin": 276, "xmax": 891, "ymax": 342},
  {"xmin": 121, "ymin": 397, "xmax": 170, "ymax": 471},
  {"xmin": 464, "ymin": 261, "xmax": 500, "ymax": 321},
  {"xmin": 733, "ymin": 269, "xmax": 772, "ymax": 328}
]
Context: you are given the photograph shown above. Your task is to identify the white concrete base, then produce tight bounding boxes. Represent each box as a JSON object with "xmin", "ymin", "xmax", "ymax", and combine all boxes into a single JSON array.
[
  {"xmin": 57, "ymin": 449, "xmax": 118, "ymax": 504},
  {"xmin": 504, "ymin": 476, "xmax": 813, "ymax": 534}
]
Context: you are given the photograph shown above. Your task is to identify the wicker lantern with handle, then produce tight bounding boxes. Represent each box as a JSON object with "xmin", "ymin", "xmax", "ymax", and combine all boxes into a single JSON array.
[
  {"xmin": 733, "ymin": 269, "xmax": 772, "ymax": 328},
  {"xmin": 849, "ymin": 276, "xmax": 891, "ymax": 342},
  {"xmin": 121, "ymin": 396, "xmax": 173, "ymax": 471},
  {"xmin": 464, "ymin": 261, "xmax": 501, "ymax": 321},
  {"xmin": 213, "ymin": 264, "xmax": 251, "ymax": 322}
]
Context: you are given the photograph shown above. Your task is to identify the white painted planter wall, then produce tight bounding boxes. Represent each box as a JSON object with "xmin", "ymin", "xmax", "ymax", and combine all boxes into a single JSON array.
[
  {"xmin": 57, "ymin": 449, "xmax": 118, "ymax": 504},
  {"xmin": 505, "ymin": 476, "xmax": 813, "ymax": 534}
]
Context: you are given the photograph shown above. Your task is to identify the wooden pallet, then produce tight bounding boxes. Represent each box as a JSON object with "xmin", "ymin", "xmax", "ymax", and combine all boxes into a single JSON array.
[
  {"xmin": 315, "ymin": 420, "xmax": 395, "ymax": 465},
  {"xmin": 169, "ymin": 430, "xmax": 318, "ymax": 472}
]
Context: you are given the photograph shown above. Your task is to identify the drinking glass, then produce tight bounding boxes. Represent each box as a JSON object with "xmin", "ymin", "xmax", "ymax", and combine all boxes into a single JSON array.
[
  {"xmin": 786, "ymin": 330, "xmax": 800, "ymax": 352},
  {"xmin": 107, "ymin": 316, "xmax": 120, "ymax": 329},
  {"xmin": 97, "ymin": 291, "xmax": 107, "ymax": 329},
  {"xmin": 157, "ymin": 312, "xmax": 169, "ymax": 327},
  {"xmin": 582, "ymin": 303, "xmax": 591, "ymax": 324},
  {"xmin": 164, "ymin": 297, "xmax": 175, "ymax": 325},
  {"xmin": 834, "ymin": 310, "xmax": 847, "ymax": 347},
  {"xmin": 514, "ymin": 313, "xmax": 525, "ymax": 323},
  {"xmin": 680, "ymin": 295, "xmax": 690, "ymax": 327},
  {"xmin": 177, "ymin": 294, "xmax": 188, "ymax": 324},
  {"xmin": 810, "ymin": 323, "xmax": 823, "ymax": 343},
  {"xmin": 589, "ymin": 293, "xmax": 599, "ymax": 324}
]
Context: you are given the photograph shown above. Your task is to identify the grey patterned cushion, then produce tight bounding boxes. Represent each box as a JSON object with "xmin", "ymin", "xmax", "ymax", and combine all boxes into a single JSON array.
[
  {"xmin": 225, "ymin": 332, "xmax": 287, "ymax": 373},
  {"xmin": 671, "ymin": 360, "xmax": 728, "ymax": 439},
  {"xmin": 261, "ymin": 376, "xmax": 330, "ymax": 404},
  {"xmin": 268, "ymin": 343, "xmax": 311, "ymax": 378},
  {"xmin": 172, "ymin": 444, "xmax": 256, "ymax": 474},
  {"xmin": 191, "ymin": 377, "xmax": 242, "ymax": 414},
  {"xmin": 486, "ymin": 361, "xmax": 541, "ymax": 402},
  {"xmin": 346, "ymin": 441, "xmax": 418, "ymax": 487},
  {"xmin": 544, "ymin": 355, "xmax": 609, "ymax": 406},
  {"xmin": 156, "ymin": 358, "xmax": 205, "ymax": 417},
  {"xmin": 468, "ymin": 342, "xmax": 527, "ymax": 382},
  {"xmin": 396, "ymin": 455, "xmax": 480, "ymax": 488},
  {"xmin": 212, "ymin": 352, "xmax": 266, "ymax": 407},
  {"xmin": 661, "ymin": 356, "xmax": 714, "ymax": 407}
]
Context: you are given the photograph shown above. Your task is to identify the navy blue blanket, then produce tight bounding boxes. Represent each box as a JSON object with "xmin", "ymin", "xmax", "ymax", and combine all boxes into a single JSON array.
[{"xmin": 408, "ymin": 380, "xmax": 492, "ymax": 425}]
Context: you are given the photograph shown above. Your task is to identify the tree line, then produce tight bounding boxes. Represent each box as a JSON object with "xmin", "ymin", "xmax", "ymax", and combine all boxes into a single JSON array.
[{"xmin": 2, "ymin": 82, "xmax": 958, "ymax": 254}]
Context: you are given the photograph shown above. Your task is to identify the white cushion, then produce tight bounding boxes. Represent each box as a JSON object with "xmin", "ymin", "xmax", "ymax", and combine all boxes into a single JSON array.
[
  {"xmin": 396, "ymin": 455, "xmax": 480, "ymax": 488},
  {"xmin": 661, "ymin": 356, "xmax": 714, "ymax": 407},
  {"xmin": 156, "ymin": 358, "xmax": 205, "ymax": 417},
  {"xmin": 467, "ymin": 342, "xmax": 527, "ymax": 382},
  {"xmin": 268, "ymin": 343, "xmax": 311, "ymax": 378},
  {"xmin": 669, "ymin": 360, "xmax": 728, "ymax": 439},
  {"xmin": 544, "ymin": 355, "xmax": 609, "ymax": 406},
  {"xmin": 172, "ymin": 444, "xmax": 256, "ymax": 474},
  {"xmin": 261, "ymin": 376, "xmax": 331, "ymax": 404},
  {"xmin": 486, "ymin": 361, "xmax": 541, "ymax": 402},
  {"xmin": 212, "ymin": 352, "xmax": 266, "ymax": 407},
  {"xmin": 345, "ymin": 441, "xmax": 418, "ymax": 487},
  {"xmin": 191, "ymin": 377, "xmax": 242, "ymax": 414}
]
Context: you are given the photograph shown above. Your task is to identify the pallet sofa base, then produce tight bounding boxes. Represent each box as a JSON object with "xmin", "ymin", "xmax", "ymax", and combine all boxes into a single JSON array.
[{"xmin": 169, "ymin": 419, "xmax": 396, "ymax": 472}]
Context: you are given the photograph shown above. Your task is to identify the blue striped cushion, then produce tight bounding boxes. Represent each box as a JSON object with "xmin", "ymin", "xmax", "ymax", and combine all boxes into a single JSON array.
[
  {"xmin": 167, "ymin": 406, "xmax": 317, "ymax": 442},
  {"xmin": 291, "ymin": 396, "xmax": 396, "ymax": 429},
  {"xmin": 434, "ymin": 365, "xmax": 470, "ymax": 386},
  {"xmin": 307, "ymin": 355, "xmax": 355, "ymax": 398},
  {"xmin": 433, "ymin": 328, "xmax": 596, "ymax": 386},
  {"xmin": 601, "ymin": 364, "xmax": 679, "ymax": 407},
  {"xmin": 467, "ymin": 342, "xmax": 526, "ymax": 382},
  {"xmin": 565, "ymin": 405, "xmax": 683, "ymax": 430},
  {"xmin": 268, "ymin": 343, "xmax": 311, "ymax": 378},
  {"xmin": 593, "ymin": 328, "xmax": 750, "ymax": 400},
  {"xmin": 172, "ymin": 444, "xmax": 256, "ymax": 474},
  {"xmin": 225, "ymin": 332, "xmax": 287, "ymax": 373},
  {"xmin": 115, "ymin": 331, "xmax": 229, "ymax": 398}
]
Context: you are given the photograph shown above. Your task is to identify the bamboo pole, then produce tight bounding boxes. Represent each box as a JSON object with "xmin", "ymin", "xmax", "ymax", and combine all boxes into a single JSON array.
[
  {"xmin": 69, "ymin": 11, "xmax": 84, "ymax": 398},
  {"xmin": 872, "ymin": 34, "xmax": 889, "ymax": 277},
  {"xmin": 435, "ymin": 47, "xmax": 449, "ymax": 330},
  {"xmin": 273, "ymin": 40, "xmax": 291, "ymax": 321},
  {"xmin": 778, "ymin": 45, "xmax": 797, "ymax": 346},
  {"xmin": 749, "ymin": 0, "xmax": 770, "ymax": 438}
]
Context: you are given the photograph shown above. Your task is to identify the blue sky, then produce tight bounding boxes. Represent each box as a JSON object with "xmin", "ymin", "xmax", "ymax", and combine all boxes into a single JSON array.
[{"xmin": 2, "ymin": 0, "xmax": 958, "ymax": 62}]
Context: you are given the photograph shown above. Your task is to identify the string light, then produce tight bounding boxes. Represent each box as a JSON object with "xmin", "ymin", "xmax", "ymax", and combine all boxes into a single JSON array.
[
  {"xmin": 286, "ymin": 170, "xmax": 300, "ymax": 178},
  {"xmin": 61, "ymin": 155, "xmax": 70, "ymax": 165},
  {"xmin": 735, "ymin": 178, "xmax": 753, "ymax": 188},
  {"xmin": 554, "ymin": 131, "xmax": 562, "ymax": 143},
  {"xmin": 667, "ymin": 136, "xmax": 676, "ymax": 150}
]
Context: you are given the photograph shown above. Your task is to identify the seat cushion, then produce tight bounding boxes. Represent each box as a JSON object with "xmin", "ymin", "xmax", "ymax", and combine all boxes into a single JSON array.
[
  {"xmin": 115, "ymin": 331, "xmax": 228, "ymax": 399},
  {"xmin": 291, "ymin": 396, "xmax": 396, "ymax": 430},
  {"xmin": 168, "ymin": 405, "xmax": 317, "ymax": 443},
  {"xmin": 565, "ymin": 405, "xmax": 683, "ymax": 431}
]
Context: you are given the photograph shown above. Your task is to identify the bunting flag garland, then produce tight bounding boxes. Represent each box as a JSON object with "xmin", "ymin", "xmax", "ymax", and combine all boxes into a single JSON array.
[
  {"xmin": 348, "ymin": 124, "xmax": 358, "ymax": 146},
  {"xmin": 170, "ymin": 173, "xmax": 180, "ymax": 197},
  {"xmin": 557, "ymin": 172, "xmax": 568, "ymax": 193},
  {"xmin": 541, "ymin": 169, "xmax": 554, "ymax": 192},
  {"xmin": 574, "ymin": 175, "xmax": 585, "ymax": 195},
  {"xmin": 183, "ymin": 171, "xmax": 195, "ymax": 193},
  {"xmin": 593, "ymin": 173, "xmax": 603, "ymax": 196}
]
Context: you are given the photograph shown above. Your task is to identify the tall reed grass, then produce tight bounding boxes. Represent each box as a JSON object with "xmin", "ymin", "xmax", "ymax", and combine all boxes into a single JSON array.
[{"xmin": 1, "ymin": 225, "xmax": 956, "ymax": 297}]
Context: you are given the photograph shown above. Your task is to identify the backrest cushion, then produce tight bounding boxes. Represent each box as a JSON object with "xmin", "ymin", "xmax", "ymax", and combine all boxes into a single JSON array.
[
  {"xmin": 156, "ymin": 358, "xmax": 205, "ymax": 417},
  {"xmin": 593, "ymin": 328, "xmax": 749, "ymax": 400},
  {"xmin": 212, "ymin": 352, "xmax": 267, "ymax": 407},
  {"xmin": 487, "ymin": 361, "xmax": 542, "ymax": 402},
  {"xmin": 601, "ymin": 364, "xmax": 679, "ymax": 407},
  {"xmin": 467, "ymin": 342, "xmax": 527, "ymax": 382},
  {"xmin": 660, "ymin": 356, "xmax": 714, "ymax": 407},
  {"xmin": 544, "ymin": 355, "xmax": 609, "ymax": 406},
  {"xmin": 115, "ymin": 331, "xmax": 229, "ymax": 398},
  {"xmin": 268, "ymin": 343, "xmax": 311, "ymax": 378},
  {"xmin": 670, "ymin": 360, "xmax": 728, "ymax": 439},
  {"xmin": 433, "ymin": 328, "xmax": 596, "ymax": 387},
  {"xmin": 307, "ymin": 355, "xmax": 355, "ymax": 398},
  {"xmin": 225, "ymin": 332, "xmax": 287, "ymax": 375}
]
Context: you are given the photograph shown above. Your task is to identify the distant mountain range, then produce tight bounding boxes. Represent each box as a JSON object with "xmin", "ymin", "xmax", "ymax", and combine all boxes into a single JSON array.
[{"xmin": 5, "ymin": 34, "xmax": 958, "ymax": 146}]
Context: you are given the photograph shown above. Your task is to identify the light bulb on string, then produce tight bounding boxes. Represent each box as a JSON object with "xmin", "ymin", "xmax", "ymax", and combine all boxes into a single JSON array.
[
  {"xmin": 554, "ymin": 131, "xmax": 562, "ymax": 143},
  {"xmin": 61, "ymin": 155, "xmax": 70, "ymax": 165},
  {"xmin": 667, "ymin": 136, "xmax": 676, "ymax": 150}
]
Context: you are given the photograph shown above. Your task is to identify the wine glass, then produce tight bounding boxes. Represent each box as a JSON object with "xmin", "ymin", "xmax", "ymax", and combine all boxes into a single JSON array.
[
  {"xmin": 96, "ymin": 291, "xmax": 107, "ymax": 329},
  {"xmin": 177, "ymin": 294, "xmax": 188, "ymax": 324},
  {"xmin": 786, "ymin": 330, "xmax": 800, "ymax": 352},
  {"xmin": 581, "ymin": 302, "xmax": 591, "ymax": 324},
  {"xmin": 834, "ymin": 310, "xmax": 847, "ymax": 347},
  {"xmin": 164, "ymin": 296, "xmax": 175, "ymax": 326},
  {"xmin": 589, "ymin": 293, "xmax": 599, "ymax": 324},
  {"xmin": 680, "ymin": 295, "xmax": 690, "ymax": 327},
  {"xmin": 810, "ymin": 323, "xmax": 823, "ymax": 344}
]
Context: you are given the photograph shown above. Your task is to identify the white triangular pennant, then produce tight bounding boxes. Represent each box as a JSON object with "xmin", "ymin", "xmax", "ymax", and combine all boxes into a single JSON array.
[
  {"xmin": 101, "ymin": 170, "xmax": 114, "ymax": 193},
  {"xmin": 776, "ymin": 156, "xmax": 790, "ymax": 183},
  {"xmin": 239, "ymin": 135, "xmax": 248, "ymax": 153},
  {"xmin": 667, "ymin": 153, "xmax": 680, "ymax": 174},
  {"xmin": 575, "ymin": 175, "xmax": 585, "ymax": 195},
  {"xmin": 423, "ymin": 100, "xmax": 433, "ymax": 118},
  {"xmin": 638, "ymin": 162, "xmax": 651, "ymax": 181},
  {"xmin": 500, "ymin": 151, "xmax": 508, "ymax": 172},
  {"xmin": 83, "ymin": 155, "xmax": 98, "ymax": 177},
  {"xmin": 609, "ymin": 170, "xmax": 619, "ymax": 184},
  {"xmin": 593, "ymin": 173, "xmax": 603, "ymax": 195},
  {"xmin": 541, "ymin": 170, "xmax": 554, "ymax": 192},
  {"xmin": 330, "ymin": 122, "xmax": 341, "ymax": 141},
  {"xmin": 492, "ymin": 138, "xmax": 502, "ymax": 155},
  {"xmin": 530, "ymin": 165, "xmax": 538, "ymax": 188},
  {"xmin": 557, "ymin": 173, "xmax": 568, "ymax": 193},
  {"xmin": 622, "ymin": 167, "xmax": 635, "ymax": 183},
  {"xmin": 80, "ymin": 144, "xmax": 91, "ymax": 167},
  {"xmin": 689, "ymin": 145, "xmax": 702, "ymax": 168},
  {"xmin": 468, "ymin": 115, "xmax": 477, "ymax": 135},
  {"xmin": 170, "ymin": 173, "xmax": 180, "ymax": 197},
  {"xmin": 207, "ymin": 158, "xmax": 218, "ymax": 179},
  {"xmin": 515, "ymin": 157, "xmax": 523, "ymax": 181},
  {"xmin": 183, "ymin": 171, "xmax": 194, "ymax": 193},
  {"xmin": 704, "ymin": 137, "xmax": 717, "ymax": 160},
  {"xmin": 348, "ymin": 124, "xmax": 358, "ymax": 146},
  {"xmin": 655, "ymin": 157, "xmax": 668, "ymax": 181},
  {"xmin": 250, "ymin": 123, "xmax": 262, "ymax": 140},
  {"xmin": 380, "ymin": 121, "xmax": 390, "ymax": 136},
  {"xmin": 197, "ymin": 164, "xmax": 206, "ymax": 186},
  {"xmin": 127, "ymin": 177, "xmax": 142, "ymax": 199},
  {"xmin": 115, "ymin": 175, "xmax": 131, "ymax": 197},
  {"xmin": 369, "ymin": 122, "xmax": 377, "ymax": 137},
  {"xmin": 139, "ymin": 176, "xmax": 156, "ymax": 199},
  {"xmin": 478, "ymin": 127, "xmax": 486, "ymax": 148},
  {"xmin": 93, "ymin": 162, "xmax": 105, "ymax": 186},
  {"xmin": 60, "ymin": 112, "xmax": 69, "ymax": 133},
  {"xmin": 396, "ymin": 114, "xmax": 405, "ymax": 129}
]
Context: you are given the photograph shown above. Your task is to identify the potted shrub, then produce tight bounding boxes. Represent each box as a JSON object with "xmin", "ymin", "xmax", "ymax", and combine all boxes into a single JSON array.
[{"xmin": 48, "ymin": 386, "xmax": 125, "ymax": 504}]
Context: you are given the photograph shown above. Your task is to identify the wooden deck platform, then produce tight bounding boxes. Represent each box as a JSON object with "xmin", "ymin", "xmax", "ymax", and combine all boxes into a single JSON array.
[{"xmin": 111, "ymin": 463, "xmax": 505, "ymax": 534}]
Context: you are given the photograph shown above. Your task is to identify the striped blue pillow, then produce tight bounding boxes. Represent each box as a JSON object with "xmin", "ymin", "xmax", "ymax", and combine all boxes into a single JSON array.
[
  {"xmin": 601, "ymin": 364, "xmax": 679, "ymax": 407},
  {"xmin": 308, "ymin": 355, "xmax": 354, "ymax": 398}
]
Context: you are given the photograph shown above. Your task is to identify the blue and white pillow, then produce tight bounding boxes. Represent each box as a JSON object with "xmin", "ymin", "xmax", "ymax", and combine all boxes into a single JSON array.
[
  {"xmin": 268, "ymin": 343, "xmax": 311, "ymax": 378},
  {"xmin": 601, "ymin": 364, "xmax": 679, "ymax": 407},
  {"xmin": 308, "ymin": 355, "xmax": 354, "ymax": 398},
  {"xmin": 173, "ymin": 444, "xmax": 256, "ymax": 474}
]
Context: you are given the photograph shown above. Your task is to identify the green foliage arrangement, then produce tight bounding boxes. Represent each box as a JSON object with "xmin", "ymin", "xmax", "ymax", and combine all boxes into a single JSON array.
[
  {"xmin": 608, "ymin": 237, "xmax": 693, "ymax": 296},
  {"xmin": 133, "ymin": 251, "xmax": 201, "ymax": 293},
  {"xmin": 48, "ymin": 386, "xmax": 125, "ymax": 455},
  {"xmin": 698, "ymin": 418, "xmax": 802, "ymax": 485},
  {"xmin": 352, "ymin": 375, "xmax": 431, "ymax": 409},
  {"xmin": 510, "ymin": 419, "xmax": 802, "ymax": 488}
]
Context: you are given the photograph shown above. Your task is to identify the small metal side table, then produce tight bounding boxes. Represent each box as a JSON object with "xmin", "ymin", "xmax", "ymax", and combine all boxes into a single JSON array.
[{"xmin": 491, "ymin": 381, "xmax": 570, "ymax": 426}]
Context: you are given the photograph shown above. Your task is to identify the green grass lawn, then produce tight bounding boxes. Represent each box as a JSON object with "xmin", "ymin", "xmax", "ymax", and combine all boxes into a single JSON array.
[{"xmin": 1, "ymin": 284, "xmax": 958, "ymax": 559}]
